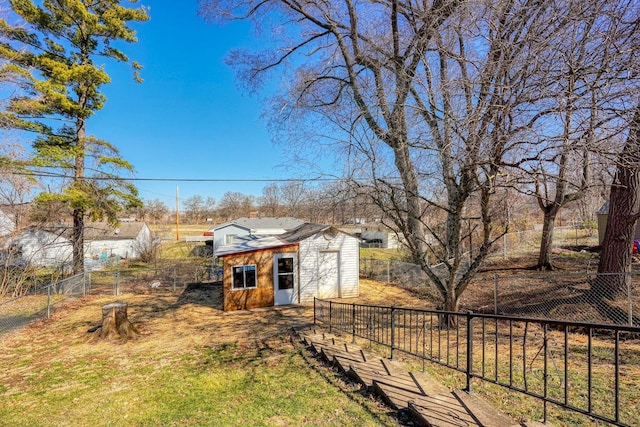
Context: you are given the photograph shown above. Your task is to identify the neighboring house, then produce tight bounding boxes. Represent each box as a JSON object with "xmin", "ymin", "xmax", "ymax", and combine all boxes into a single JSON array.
[
  {"xmin": 84, "ymin": 222, "xmax": 152, "ymax": 260},
  {"xmin": 217, "ymin": 223, "xmax": 360, "ymax": 311},
  {"xmin": 211, "ymin": 217, "xmax": 305, "ymax": 256},
  {"xmin": 360, "ymin": 227, "xmax": 401, "ymax": 249},
  {"xmin": 596, "ymin": 201, "xmax": 640, "ymax": 245},
  {"xmin": 10, "ymin": 221, "xmax": 151, "ymax": 267},
  {"xmin": 11, "ymin": 227, "xmax": 73, "ymax": 267},
  {"xmin": 338, "ymin": 224, "xmax": 402, "ymax": 249},
  {"xmin": 0, "ymin": 209, "xmax": 14, "ymax": 238}
]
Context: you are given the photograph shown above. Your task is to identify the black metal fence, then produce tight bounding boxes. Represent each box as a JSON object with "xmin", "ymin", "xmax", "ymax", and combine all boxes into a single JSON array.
[{"xmin": 314, "ymin": 298, "xmax": 640, "ymax": 426}]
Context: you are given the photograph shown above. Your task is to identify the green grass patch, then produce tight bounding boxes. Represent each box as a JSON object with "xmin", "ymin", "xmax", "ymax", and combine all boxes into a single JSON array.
[{"xmin": 0, "ymin": 335, "xmax": 398, "ymax": 426}]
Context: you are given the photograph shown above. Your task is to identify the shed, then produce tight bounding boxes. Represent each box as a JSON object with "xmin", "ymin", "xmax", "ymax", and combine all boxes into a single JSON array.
[{"xmin": 217, "ymin": 223, "xmax": 360, "ymax": 311}]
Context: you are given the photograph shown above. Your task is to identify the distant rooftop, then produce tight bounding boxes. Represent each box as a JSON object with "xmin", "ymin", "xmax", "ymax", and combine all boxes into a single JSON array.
[
  {"xmin": 216, "ymin": 223, "xmax": 340, "ymax": 257},
  {"xmin": 211, "ymin": 217, "xmax": 305, "ymax": 232}
]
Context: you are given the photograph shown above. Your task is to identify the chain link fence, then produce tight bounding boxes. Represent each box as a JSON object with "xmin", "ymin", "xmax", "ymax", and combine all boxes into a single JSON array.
[
  {"xmin": 0, "ymin": 273, "xmax": 89, "ymax": 338},
  {"xmin": 0, "ymin": 263, "xmax": 221, "ymax": 338},
  {"xmin": 360, "ymin": 257, "xmax": 640, "ymax": 327}
]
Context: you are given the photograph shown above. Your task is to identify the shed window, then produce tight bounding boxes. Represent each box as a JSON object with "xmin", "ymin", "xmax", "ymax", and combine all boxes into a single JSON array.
[
  {"xmin": 232, "ymin": 265, "xmax": 257, "ymax": 289},
  {"xmin": 225, "ymin": 234, "xmax": 237, "ymax": 244}
]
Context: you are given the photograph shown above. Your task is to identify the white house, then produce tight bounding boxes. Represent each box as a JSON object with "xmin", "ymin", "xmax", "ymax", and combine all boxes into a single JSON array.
[
  {"xmin": 211, "ymin": 217, "xmax": 305, "ymax": 256},
  {"xmin": 0, "ymin": 209, "xmax": 15, "ymax": 238},
  {"xmin": 11, "ymin": 222, "xmax": 152, "ymax": 267},
  {"xmin": 83, "ymin": 222, "xmax": 152, "ymax": 260},
  {"xmin": 11, "ymin": 227, "xmax": 73, "ymax": 267},
  {"xmin": 217, "ymin": 223, "xmax": 360, "ymax": 311}
]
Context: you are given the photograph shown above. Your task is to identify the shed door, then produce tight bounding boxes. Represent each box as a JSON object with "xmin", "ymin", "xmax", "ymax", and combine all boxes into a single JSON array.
[
  {"xmin": 318, "ymin": 251, "xmax": 340, "ymax": 299},
  {"xmin": 274, "ymin": 254, "xmax": 297, "ymax": 305}
]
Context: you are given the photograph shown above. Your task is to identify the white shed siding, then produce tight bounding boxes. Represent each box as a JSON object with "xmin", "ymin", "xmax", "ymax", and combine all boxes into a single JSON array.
[{"xmin": 298, "ymin": 231, "xmax": 359, "ymax": 303}]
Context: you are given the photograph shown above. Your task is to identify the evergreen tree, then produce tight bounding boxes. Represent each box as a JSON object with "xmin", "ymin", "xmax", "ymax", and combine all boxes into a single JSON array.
[{"xmin": 0, "ymin": 0, "xmax": 149, "ymax": 273}]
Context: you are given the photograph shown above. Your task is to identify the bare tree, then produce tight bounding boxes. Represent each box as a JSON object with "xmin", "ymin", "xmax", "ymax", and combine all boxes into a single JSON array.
[
  {"xmin": 596, "ymin": 107, "xmax": 640, "ymax": 297},
  {"xmin": 201, "ymin": 0, "xmax": 639, "ymax": 318},
  {"xmin": 279, "ymin": 181, "xmax": 306, "ymax": 218},
  {"xmin": 183, "ymin": 195, "xmax": 206, "ymax": 224},
  {"xmin": 145, "ymin": 199, "xmax": 169, "ymax": 226},
  {"xmin": 259, "ymin": 183, "xmax": 280, "ymax": 217},
  {"xmin": 217, "ymin": 191, "xmax": 254, "ymax": 220}
]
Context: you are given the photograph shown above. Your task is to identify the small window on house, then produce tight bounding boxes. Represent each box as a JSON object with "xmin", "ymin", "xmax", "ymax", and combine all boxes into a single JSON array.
[
  {"xmin": 232, "ymin": 265, "xmax": 257, "ymax": 289},
  {"xmin": 225, "ymin": 234, "xmax": 237, "ymax": 244}
]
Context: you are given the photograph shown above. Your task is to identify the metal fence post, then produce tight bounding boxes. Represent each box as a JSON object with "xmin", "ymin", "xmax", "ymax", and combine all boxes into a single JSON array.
[
  {"xmin": 47, "ymin": 285, "xmax": 51, "ymax": 319},
  {"xmin": 390, "ymin": 306, "xmax": 396, "ymax": 360},
  {"xmin": 503, "ymin": 234, "xmax": 507, "ymax": 259},
  {"xmin": 329, "ymin": 301, "xmax": 333, "ymax": 333},
  {"xmin": 352, "ymin": 303, "xmax": 356, "ymax": 344},
  {"xmin": 387, "ymin": 259, "xmax": 391, "ymax": 283},
  {"xmin": 627, "ymin": 273, "xmax": 633, "ymax": 327},
  {"xmin": 493, "ymin": 272, "xmax": 498, "ymax": 315},
  {"xmin": 114, "ymin": 269, "xmax": 120, "ymax": 296},
  {"xmin": 466, "ymin": 311, "xmax": 473, "ymax": 392}
]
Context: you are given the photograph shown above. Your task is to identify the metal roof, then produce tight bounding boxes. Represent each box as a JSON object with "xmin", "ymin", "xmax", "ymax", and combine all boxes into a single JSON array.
[
  {"xmin": 216, "ymin": 223, "xmax": 342, "ymax": 257},
  {"xmin": 210, "ymin": 217, "xmax": 305, "ymax": 233}
]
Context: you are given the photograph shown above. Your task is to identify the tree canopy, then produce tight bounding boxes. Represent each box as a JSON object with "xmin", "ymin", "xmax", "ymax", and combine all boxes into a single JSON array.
[{"xmin": 0, "ymin": 0, "xmax": 149, "ymax": 272}]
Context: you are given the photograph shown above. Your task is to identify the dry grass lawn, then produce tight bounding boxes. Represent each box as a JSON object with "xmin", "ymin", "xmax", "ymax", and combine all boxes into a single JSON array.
[{"xmin": 0, "ymin": 279, "xmax": 421, "ymax": 426}]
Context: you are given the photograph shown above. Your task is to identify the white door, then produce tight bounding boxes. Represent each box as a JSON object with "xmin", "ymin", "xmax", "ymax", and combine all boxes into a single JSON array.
[
  {"xmin": 274, "ymin": 253, "xmax": 297, "ymax": 305},
  {"xmin": 318, "ymin": 251, "xmax": 340, "ymax": 299}
]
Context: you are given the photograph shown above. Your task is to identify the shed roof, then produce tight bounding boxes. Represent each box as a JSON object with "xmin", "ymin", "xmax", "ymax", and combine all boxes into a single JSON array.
[{"xmin": 216, "ymin": 223, "xmax": 344, "ymax": 257}]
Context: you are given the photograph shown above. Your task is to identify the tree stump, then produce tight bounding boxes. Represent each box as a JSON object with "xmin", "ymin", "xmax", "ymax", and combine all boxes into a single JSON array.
[{"xmin": 100, "ymin": 301, "xmax": 138, "ymax": 340}]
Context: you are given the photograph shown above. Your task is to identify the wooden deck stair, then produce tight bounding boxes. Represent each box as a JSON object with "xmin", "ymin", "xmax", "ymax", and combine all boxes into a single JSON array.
[{"xmin": 295, "ymin": 326, "xmax": 547, "ymax": 427}]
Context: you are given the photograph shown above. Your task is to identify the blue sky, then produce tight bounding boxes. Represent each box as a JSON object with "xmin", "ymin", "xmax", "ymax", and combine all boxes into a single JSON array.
[{"xmin": 87, "ymin": 1, "xmax": 315, "ymax": 209}]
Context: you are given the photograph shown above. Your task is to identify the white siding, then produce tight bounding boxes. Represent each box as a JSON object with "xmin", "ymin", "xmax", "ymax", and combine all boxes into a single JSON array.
[
  {"xmin": 298, "ymin": 231, "xmax": 359, "ymax": 303},
  {"xmin": 213, "ymin": 224, "xmax": 250, "ymax": 256},
  {"xmin": 13, "ymin": 230, "xmax": 73, "ymax": 267},
  {"xmin": 85, "ymin": 224, "xmax": 151, "ymax": 259}
]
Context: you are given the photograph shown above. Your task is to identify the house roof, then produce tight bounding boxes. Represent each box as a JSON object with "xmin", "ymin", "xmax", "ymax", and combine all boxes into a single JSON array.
[
  {"xmin": 30, "ymin": 221, "xmax": 148, "ymax": 241},
  {"xmin": 216, "ymin": 223, "xmax": 341, "ymax": 257},
  {"xmin": 83, "ymin": 222, "xmax": 148, "ymax": 240},
  {"xmin": 210, "ymin": 217, "xmax": 305, "ymax": 233},
  {"xmin": 597, "ymin": 201, "xmax": 609, "ymax": 215}
]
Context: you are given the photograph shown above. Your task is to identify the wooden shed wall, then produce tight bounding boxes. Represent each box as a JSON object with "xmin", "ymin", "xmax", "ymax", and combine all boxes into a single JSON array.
[{"xmin": 222, "ymin": 245, "xmax": 298, "ymax": 311}]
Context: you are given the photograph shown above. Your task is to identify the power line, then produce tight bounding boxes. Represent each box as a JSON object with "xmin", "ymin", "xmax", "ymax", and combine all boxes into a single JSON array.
[{"xmin": 11, "ymin": 170, "xmax": 345, "ymax": 183}]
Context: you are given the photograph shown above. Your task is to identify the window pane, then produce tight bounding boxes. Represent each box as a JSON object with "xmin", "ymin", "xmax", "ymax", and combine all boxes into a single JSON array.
[
  {"xmin": 232, "ymin": 266, "xmax": 244, "ymax": 289},
  {"xmin": 278, "ymin": 274, "xmax": 294, "ymax": 290},
  {"xmin": 245, "ymin": 265, "xmax": 257, "ymax": 288},
  {"xmin": 277, "ymin": 257, "xmax": 294, "ymax": 273}
]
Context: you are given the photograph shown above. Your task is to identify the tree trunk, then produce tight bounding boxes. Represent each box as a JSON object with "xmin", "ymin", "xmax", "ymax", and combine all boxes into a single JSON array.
[
  {"xmin": 596, "ymin": 107, "xmax": 640, "ymax": 299},
  {"xmin": 537, "ymin": 207, "xmax": 559, "ymax": 270},
  {"xmin": 99, "ymin": 302, "xmax": 138, "ymax": 340},
  {"xmin": 72, "ymin": 210, "xmax": 84, "ymax": 274}
]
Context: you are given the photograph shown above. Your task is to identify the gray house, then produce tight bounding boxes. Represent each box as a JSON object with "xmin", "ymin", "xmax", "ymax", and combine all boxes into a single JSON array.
[{"xmin": 211, "ymin": 217, "xmax": 305, "ymax": 257}]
